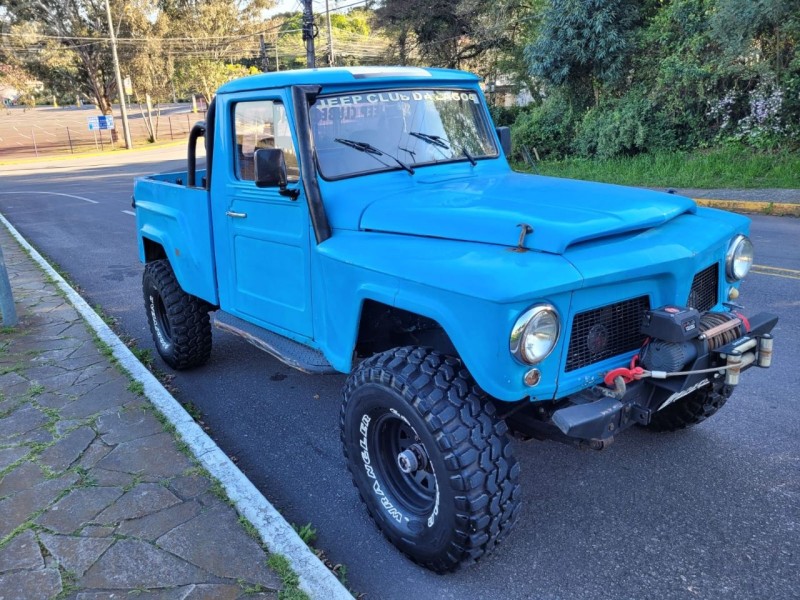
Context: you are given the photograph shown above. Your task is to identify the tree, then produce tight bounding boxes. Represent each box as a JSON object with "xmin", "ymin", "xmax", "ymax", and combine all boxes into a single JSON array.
[
  {"xmin": 712, "ymin": 0, "xmax": 799, "ymax": 83},
  {"xmin": 323, "ymin": 8, "xmax": 388, "ymax": 66},
  {"xmin": 119, "ymin": 0, "xmax": 174, "ymax": 104},
  {"xmin": 375, "ymin": 0, "xmax": 530, "ymax": 70},
  {"xmin": 0, "ymin": 0, "xmax": 122, "ymax": 113},
  {"xmin": 0, "ymin": 63, "xmax": 34, "ymax": 103},
  {"xmin": 525, "ymin": 0, "xmax": 641, "ymax": 108},
  {"xmin": 160, "ymin": 0, "xmax": 274, "ymax": 101},
  {"xmin": 709, "ymin": 0, "xmax": 800, "ymax": 144},
  {"xmin": 175, "ymin": 60, "xmax": 257, "ymax": 104}
]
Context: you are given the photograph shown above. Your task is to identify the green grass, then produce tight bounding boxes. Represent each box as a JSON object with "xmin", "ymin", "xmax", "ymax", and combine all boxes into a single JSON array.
[
  {"xmin": 525, "ymin": 147, "xmax": 800, "ymax": 189},
  {"xmin": 267, "ymin": 553, "xmax": 310, "ymax": 600},
  {"xmin": 292, "ymin": 522, "xmax": 317, "ymax": 546},
  {"xmin": 238, "ymin": 515, "xmax": 261, "ymax": 542},
  {"xmin": 127, "ymin": 380, "xmax": 145, "ymax": 396}
]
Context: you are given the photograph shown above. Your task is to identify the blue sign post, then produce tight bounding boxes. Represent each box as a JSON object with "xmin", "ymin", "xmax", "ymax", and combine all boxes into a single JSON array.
[
  {"xmin": 0, "ymin": 242, "xmax": 17, "ymax": 327},
  {"xmin": 88, "ymin": 115, "xmax": 115, "ymax": 130},
  {"xmin": 88, "ymin": 115, "xmax": 116, "ymax": 150}
]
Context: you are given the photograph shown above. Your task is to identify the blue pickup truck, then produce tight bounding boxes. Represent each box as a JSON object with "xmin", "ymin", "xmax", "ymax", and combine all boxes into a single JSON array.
[{"xmin": 133, "ymin": 66, "xmax": 777, "ymax": 572}]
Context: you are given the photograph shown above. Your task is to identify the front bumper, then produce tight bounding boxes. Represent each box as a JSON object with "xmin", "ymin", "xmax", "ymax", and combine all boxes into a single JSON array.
[{"xmin": 550, "ymin": 311, "xmax": 778, "ymax": 442}]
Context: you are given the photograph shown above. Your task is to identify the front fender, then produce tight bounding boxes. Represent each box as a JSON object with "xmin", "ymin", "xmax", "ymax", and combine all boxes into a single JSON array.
[{"xmin": 315, "ymin": 232, "xmax": 581, "ymax": 401}]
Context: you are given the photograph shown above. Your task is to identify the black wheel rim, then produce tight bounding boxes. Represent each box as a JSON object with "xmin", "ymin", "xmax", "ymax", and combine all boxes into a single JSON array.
[
  {"xmin": 153, "ymin": 294, "xmax": 172, "ymax": 344},
  {"xmin": 369, "ymin": 411, "xmax": 437, "ymax": 515}
]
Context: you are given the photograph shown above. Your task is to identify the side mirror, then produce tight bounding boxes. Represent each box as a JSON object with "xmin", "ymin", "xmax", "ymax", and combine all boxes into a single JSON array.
[
  {"xmin": 496, "ymin": 126, "xmax": 512, "ymax": 156},
  {"xmin": 255, "ymin": 149, "xmax": 299, "ymax": 199},
  {"xmin": 255, "ymin": 148, "xmax": 287, "ymax": 188}
]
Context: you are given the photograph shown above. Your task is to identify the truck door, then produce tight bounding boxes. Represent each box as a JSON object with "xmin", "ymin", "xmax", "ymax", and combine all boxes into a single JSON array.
[{"xmin": 214, "ymin": 96, "xmax": 313, "ymax": 339}]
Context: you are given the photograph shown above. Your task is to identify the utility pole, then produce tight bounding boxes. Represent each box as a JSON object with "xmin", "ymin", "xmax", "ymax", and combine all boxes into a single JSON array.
[
  {"xmin": 104, "ymin": 0, "xmax": 132, "ymax": 149},
  {"xmin": 325, "ymin": 0, "xmax": 335, "ymax": 67},
  {"xmin": 301, "ymin": 0, "xmax": 316, "ymax": 68},
  {"xmin": 259, "ymin": 34, "xmax": 269, "ymax": 72}
]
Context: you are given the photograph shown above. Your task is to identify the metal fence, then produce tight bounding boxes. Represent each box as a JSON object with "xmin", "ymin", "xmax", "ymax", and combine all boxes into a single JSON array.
[{"xmin": 0, "ymin": 107, "xmax": 207, "ymax": 160}]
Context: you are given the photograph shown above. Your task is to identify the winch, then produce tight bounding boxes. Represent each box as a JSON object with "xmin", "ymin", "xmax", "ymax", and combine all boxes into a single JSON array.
[
  {"xmin": 598, "ymin": 304, "xmax": 775, "ymax": 400},
  {"xmin": 640, "ymin": 306, "xmax": 742, "ymax": 369},
  {"xmin": 549, "ymin": 304, "xmax": 776, "ymax": 444}
]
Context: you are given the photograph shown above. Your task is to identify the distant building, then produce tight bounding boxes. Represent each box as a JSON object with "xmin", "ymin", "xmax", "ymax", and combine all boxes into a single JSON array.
[
  {"xmin": 485, "ymin": 75, "xmax": 534, "ymax": 107},
  {"xmin": 1, "ymin": 85, "xmax": 20, "ymax": 105}
]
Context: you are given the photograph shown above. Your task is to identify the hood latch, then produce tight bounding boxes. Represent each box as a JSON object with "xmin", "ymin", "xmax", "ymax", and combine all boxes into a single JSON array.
[{"xmin": 511, "ymin": 223, "xmax": 533, "ymax": 252}]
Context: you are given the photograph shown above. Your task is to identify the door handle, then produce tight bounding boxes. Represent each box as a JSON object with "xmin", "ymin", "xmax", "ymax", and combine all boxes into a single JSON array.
[{"xmin": 226, "ymin": 211, "xmax": 247, "ymax": 218}]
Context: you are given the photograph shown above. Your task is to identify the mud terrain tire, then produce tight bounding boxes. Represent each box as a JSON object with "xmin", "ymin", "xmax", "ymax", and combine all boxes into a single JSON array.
[
  {"xmin": 142, "ymin": 259, "xmax": 212, "ymax": 369},
  {"xmin": 341, "ymin": 346, "xmax": 521, "ymax": 572}
]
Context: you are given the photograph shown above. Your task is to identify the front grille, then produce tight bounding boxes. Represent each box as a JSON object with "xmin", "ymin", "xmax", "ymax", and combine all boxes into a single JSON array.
[
  {"xmin": 565, "ymin": 296, "xmax": 650, "ymax": 372},
  {"xmin": 688, "ymin": 263, "xmax": 719, "ymax": 312}
]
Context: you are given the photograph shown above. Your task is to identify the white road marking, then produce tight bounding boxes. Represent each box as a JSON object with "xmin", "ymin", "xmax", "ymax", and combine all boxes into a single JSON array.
[
  {"xmin": 122, "ymin": 210, "xmax": 136, "ymax": 216},
  {"xmin": 11, "ymin": 125, "xmax": 32, "ymax": 140},
  {"xmin": 0, "ymin": 191, "xmax": 99, "ymax": 204},
  {"xmin": 33, "ymin": 123, "xmax": 58, "ymax": 138}
]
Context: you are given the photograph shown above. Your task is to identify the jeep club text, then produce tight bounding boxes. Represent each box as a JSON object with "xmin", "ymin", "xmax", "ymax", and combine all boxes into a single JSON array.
[{"xmin": 133, "ymin": 66, "xmax": 777, "ymax": 572}]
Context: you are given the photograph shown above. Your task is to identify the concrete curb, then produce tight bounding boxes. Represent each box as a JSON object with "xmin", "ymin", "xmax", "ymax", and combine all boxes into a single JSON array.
[
  {"xmin": 693, "ymin": 198, "xmax": 800, "ymax": 217},
  {"xmin": 0, "ymin": 213, "xmax": 353, "ymax": 600}
]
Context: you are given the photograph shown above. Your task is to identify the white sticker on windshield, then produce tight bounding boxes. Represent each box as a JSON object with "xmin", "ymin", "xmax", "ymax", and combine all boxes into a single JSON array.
[{"xmin": 316, "ymin": 90, "xmax": 480, "ymax": 109}]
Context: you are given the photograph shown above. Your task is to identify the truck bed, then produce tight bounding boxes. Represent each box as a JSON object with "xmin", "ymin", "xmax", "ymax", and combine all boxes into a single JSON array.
[
  {"xmin": 144, "ymin": 169, "xmax": 207, "ymax": 188},
  {"xmin": 133, "ymin": 169, "xmax": 217, "ymax": 304}
]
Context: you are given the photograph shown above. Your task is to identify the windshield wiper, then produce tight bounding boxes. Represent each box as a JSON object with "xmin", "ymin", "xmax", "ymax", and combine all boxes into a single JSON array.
[
  {"xmin": 461, "ymin": 147, "xmax": 477, "ymax": 166},
  {"xmin": 410, "ymin": 131, "xmax": 477, "ymax": 166},
  {"xmin": 334, "ymin": 138, "xmax": 414, "ymax": 175},
  {"xmin": 409, "ymin": 131, "xmax": 450, "ymax": 149}
]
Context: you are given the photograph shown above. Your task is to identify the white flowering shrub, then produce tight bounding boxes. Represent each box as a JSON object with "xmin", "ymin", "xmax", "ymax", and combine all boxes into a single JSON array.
[{"xmin": 708, "ymin": 78, "xmax": 789, "ymax": 149}]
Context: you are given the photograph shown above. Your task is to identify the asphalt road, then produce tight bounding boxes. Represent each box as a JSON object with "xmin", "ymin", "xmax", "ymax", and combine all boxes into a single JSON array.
[{"xmin": 1, "ymin": 148, "xmax": 798, "ymax": 600}]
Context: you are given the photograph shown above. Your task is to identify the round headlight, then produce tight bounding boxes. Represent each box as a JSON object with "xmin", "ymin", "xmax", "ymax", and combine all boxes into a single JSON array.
[
  {"xmin": 726, "ymin": 235, "xmax": 754, "ymax": 281},
  {"xmin": 510, "ymin": 304, "xmax": 560, "ymax": 365}
]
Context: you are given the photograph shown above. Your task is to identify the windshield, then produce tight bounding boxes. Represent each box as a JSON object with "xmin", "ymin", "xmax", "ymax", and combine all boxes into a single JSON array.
[{"xmin": 310, "ymin": 89, "xmax": 498, "ymax": 179}]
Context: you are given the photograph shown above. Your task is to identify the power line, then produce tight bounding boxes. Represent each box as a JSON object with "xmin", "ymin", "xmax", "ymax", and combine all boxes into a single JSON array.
[
  {"xmin": 0, "ymin": 0, "xmax": 373, "ymax": 46},
  {"xmin": 0, "ymin": 22, "xmax": 292, "ymax": 44},
  {"xmin": 1, "ymin": 3, "xmax": 392, "ymax": 66},
  {"xmin": 319, "ymin": 0, "xmax": 371, "ymax": 14}
]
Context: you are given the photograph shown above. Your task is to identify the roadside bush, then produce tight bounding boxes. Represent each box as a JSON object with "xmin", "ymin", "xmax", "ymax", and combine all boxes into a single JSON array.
[
  {"xmin": 783, "ymin": 72, "xmax": 800, "ymax": 145},
  {"xmin": 489, "ymin": 105, "xmax": 525, "ymax": 128},
  {"xmin": 572, "ymin": 94, "xmax": 650, "ymax": 159},
  {"xmin": 707, "ymin": 76, "xmax": 797, "ymax": 150},
  {"xmin": 510, "ymin": 94, "xmax": 576, "ymax": 160},
  {"xmin": 570, "ymin": 88, "xmax": 714, "ymax": 159}
]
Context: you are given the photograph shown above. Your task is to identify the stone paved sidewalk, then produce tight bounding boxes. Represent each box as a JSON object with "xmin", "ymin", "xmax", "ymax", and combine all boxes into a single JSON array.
[{"xmin": 0, "ymin": 228, "xmax": 282, "ymax": 598}]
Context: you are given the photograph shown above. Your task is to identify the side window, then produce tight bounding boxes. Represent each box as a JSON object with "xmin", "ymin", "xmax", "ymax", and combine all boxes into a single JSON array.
[{"xmin": 233, "ymin": 100, "xmax": 299, "ymax": 182}]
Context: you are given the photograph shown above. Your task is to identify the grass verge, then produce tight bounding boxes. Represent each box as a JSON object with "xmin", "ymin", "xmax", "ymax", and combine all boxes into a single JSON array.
[
  {"xmin": 267, "ymin": 553, "xmax": 311, "ymax": 600},
  {"xmin": 522, "ymin": 146, "xmax": 800, "ymax": 189}
]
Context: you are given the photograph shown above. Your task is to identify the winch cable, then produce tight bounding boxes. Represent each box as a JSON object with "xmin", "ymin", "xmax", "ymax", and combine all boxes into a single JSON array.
[
  {"xmin": 699, "ymin": 312, "xmax": 746, "ymax": 350},
  {"xmin": 604, "ymin": 362, "xmax": 746, "ymax": 387}
]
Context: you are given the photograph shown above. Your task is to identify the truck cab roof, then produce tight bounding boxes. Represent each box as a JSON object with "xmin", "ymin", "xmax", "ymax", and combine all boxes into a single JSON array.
[{"xmin": 216, "ymin": 66, "xmax": 481, "ymax": 94}]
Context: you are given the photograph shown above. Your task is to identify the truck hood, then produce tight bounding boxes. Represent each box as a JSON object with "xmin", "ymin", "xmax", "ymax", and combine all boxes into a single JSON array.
[{"xmin": 358, "ymin": 172, "xmax": 697, "ymax": 254}]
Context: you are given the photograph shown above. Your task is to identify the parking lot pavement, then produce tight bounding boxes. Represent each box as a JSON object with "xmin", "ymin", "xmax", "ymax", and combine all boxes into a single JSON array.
[{"xmin": 0, "ymin": 104, "xmax": 203, "ymax": 159}]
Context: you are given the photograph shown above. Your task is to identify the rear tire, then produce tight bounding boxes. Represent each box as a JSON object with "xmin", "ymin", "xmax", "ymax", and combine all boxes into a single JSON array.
[
  {"xmin": 341, "ymin": 346, "xmax": 521, "ymax": 572},
  {"xmin": 142, "ymin": 259, "xmax": 212, "ymax": 369}
]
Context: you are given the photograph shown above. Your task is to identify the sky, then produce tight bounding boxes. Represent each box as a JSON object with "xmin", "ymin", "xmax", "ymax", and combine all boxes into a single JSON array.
[
  {"xmin": 267, "ymin": 0, "xmax": 322, "ymax": 17},
  {"xmin": 267, "ymin": 0, "xmax": 300, "ymax": 15},
  {"xmin": 266, "ymin": 0, "xmax": 356, "ymax": 18}
]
